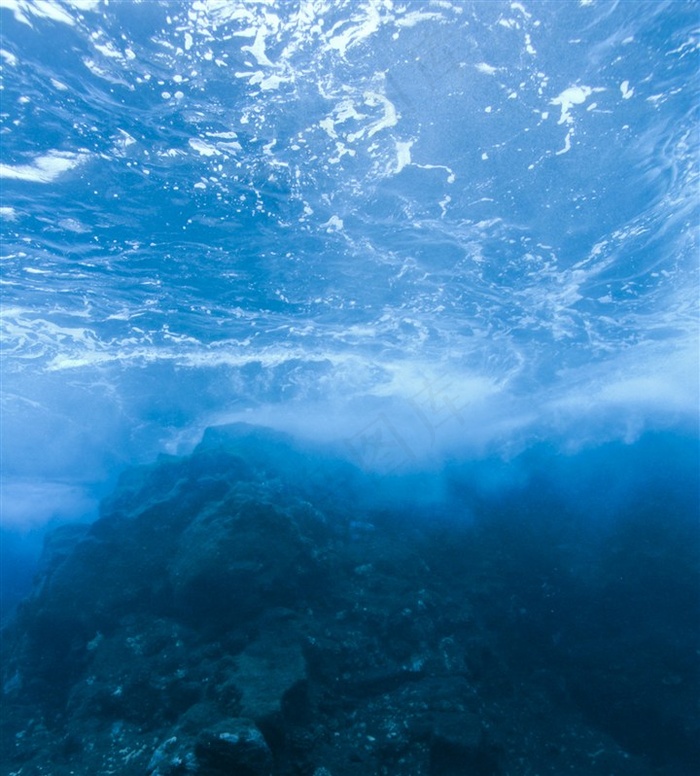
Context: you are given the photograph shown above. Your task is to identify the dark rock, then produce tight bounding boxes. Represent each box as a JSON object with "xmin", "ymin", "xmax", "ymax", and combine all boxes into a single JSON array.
[
  {"xmin": 1, "ymin": 425, "xmax": 696, "ymax": 776},
  {"xmin": 227, "ymin": 628, "xmax": 307, "ymax": 723},
  {"xmin": 195, "ymin": 718, "xmax": 273, "ymax": 776},
  {"xmin": 34, "ymin": 523, "xmax": 90, "ymax": 584},
  {"xmin": 169, "ymin": 495, "xmax": 328, "ymax": 631},
  {"xmin": 429, "ymin": 712, "xmax": 499, "ymax": 776}
]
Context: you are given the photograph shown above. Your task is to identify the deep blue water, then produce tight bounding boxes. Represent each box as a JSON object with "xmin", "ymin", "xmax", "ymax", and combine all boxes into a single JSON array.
[{"xmin": 0, "ymin": 2, "xmax": 699, "ymax": 773}]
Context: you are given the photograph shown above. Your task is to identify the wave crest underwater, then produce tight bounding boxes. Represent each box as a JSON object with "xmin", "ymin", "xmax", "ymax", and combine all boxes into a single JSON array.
[{"xmin": 1, "ymin": 0, "xmax": 698, "ymax": 494}]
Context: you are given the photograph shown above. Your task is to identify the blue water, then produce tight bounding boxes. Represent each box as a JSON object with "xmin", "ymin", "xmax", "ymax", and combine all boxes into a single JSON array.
[
  {"xmin": 0, "ymin": 2, "xmax": 699, "ymax": 773},
  {"xmin": 1, "ymin": 0, "xmax": 698, "ymax": 595},
  {"xmin": 2, "ymin": 1, "xmax": 698, "ymax": 527},
  {"xmin": 0, "ymin": 6, "xmax": 697, "ymax": 554}
]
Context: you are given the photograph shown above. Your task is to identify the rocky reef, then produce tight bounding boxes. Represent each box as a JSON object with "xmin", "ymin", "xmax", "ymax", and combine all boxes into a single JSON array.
[{"xmin": 1, "ymin": 424, "xmax": 698, "ymax": 775}]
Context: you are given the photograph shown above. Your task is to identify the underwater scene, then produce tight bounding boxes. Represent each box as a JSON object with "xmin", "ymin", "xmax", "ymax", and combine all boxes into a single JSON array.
[{"xmin": 0, "ymin": 1, "xmax": 698, "ymax": 774}]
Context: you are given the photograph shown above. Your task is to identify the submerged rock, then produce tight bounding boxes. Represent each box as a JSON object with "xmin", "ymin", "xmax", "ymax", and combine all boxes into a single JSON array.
[
  {"xmin": 429, "ymin": 712, "xmax": 498, "ymax": 776},
  {"xmin": 195, "ymin": 719, "xmax": 273, "ymax": 776},
  {"xmin": 1, "ymin": 425, "xmax": 697, "ymax": 776}
]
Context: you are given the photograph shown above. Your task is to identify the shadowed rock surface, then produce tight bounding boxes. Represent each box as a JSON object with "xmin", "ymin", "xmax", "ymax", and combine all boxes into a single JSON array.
[{"xmin": 1, "ymin": 425, "xmax": 698, "ymax": 776}]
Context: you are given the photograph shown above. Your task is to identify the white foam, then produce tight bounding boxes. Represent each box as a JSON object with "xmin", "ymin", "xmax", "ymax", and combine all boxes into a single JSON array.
[
  {"xmin": 94, "ymin": 41, "xmax": 124, "ymax": 60},
  {"xmin": 0, "ymin": 0, "xmax": 75, "ymax": 26},
  {"xmin": 0, "ymin": 48, "xmax": 18, "ymax": 66},
  {"xmin": 241, "ymin": 26, "xmax": 275, "ymax": 67},
  {"xmin": 549, "ymin": 85, "xmax": 605, "ymax": 155},
  {"xmin": 512, "ymin": 2, "xmax": 532, "ymax": 17},
  {"xmin": 555, "ymin": 129, "xmax": 573, "ymax": 155},
  {"xmin": 0, "ymin": 150, "xmax": 88, "ymax": 183},
  {"xmin": 395, "ymin": 140, "xmax": 413, "ymax": 173},
  {"xmin": 395, "ymin": 11, "xmax": 444, "ymax": 28},
  {"xmin": 413, "ymin": 163, "xmax": 456, "ymax": 183},
  {"xmin": 205, "ymin": 131, "xmax": 240, "ymax": 140},
  {"xmin": 364, "ymin": 92, "xmax": 398, "ymax": 137},
  {"xmin": 322, "ymin": 215, "xmax": 344, "ymax": 232},
  {"xmin": 620, "ymin": 80, "xmax": 634, "ymax": 99},
  {"xmin": 189, "ymin": 138, "xmax": 220, "ymax": 157},
  {"xmin": 65, "ymin": 0, "xmax": 99, "ymax": 10},
  {"xmin": 0, "ymin": 0, "xmax": 29, "ymax": 25},
  {"xmin": 551, "ymin": 85, "xmax": 595, "ymax": 124},
  {"xmin": 475, "ymin": 62, "xmax": 498, "ymax": 75},
  {"xmin": 327, "ymin": 8, "xmax": 382, "ymax": 57}
]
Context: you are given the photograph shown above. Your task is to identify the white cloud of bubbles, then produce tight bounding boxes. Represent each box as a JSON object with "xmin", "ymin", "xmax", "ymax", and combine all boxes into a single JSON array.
[
  {"xmin": 198, "ymin": 335, "xmax": 699, "ymax": 475},
  {"xmin": 544, "ymin": 339, "xmax": 699, "ymax": 445},
  {"xmin": 0, "ymin": 329, "xmax": 696, "ymax": 537},
  {"xmin": 0, "ymin": 479, "xmax": 98, "ymax": 531}
]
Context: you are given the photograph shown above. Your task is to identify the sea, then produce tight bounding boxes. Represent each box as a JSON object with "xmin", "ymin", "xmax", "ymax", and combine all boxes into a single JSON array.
[{"xmin": 0, "ymin": 1, "xmax": 698, "ymax": 775}]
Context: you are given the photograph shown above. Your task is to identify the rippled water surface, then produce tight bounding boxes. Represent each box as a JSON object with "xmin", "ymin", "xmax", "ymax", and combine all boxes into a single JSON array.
[{"xmin": 1, "ymin": 0, "xmax": 698, "ymax": 526}]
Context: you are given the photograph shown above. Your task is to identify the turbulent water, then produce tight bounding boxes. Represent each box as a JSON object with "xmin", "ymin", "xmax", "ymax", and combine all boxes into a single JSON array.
[
  {"xmin": 0, "ymin": 2, "xmax": 699, "ymax": 774},
  {"xmin": 2, "ymin": 0, "xmax": 698, "ymax": 518}
]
